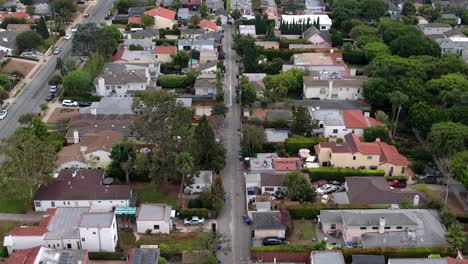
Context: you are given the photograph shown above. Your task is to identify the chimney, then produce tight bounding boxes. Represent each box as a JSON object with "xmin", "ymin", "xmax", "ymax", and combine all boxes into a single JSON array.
[
  {"xmin": 413, "ymin": 195, "xmax": 420, "ymax": 207},
  {"xmin": 73, "ymin": 130, "xmax": 79, "ymax": 144},
  {"xmin": 330, "ymin": 48, "xmax": 334, "ymax": 53},
  {"xmin": 379, "ymin": 216, "xmax": 385, "ymax": 234},
  {"xmin": 350, "ymin": 68, "xmax": 356, "ymax": 76},
  {"xmin": 364, "ymin": 112, "xmax": 370, "ymax": 117},
  {"xmin": 90, "ymin": 107, "xmax": 97, "ymax": 115},
  {"xmin": 2, "ymin": 38, "xmax": 7, "ymax": 42},
  {"xmin": 375, "ymin": 138, "xmax": 381, "ymax": 142}
]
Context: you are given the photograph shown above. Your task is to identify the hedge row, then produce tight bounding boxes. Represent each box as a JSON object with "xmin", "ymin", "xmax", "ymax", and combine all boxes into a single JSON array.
[
  {"xmin": 179, "ymin": 208, "xmax": 209, "ymax": 218},
  {"xmin": 88, "ymin": 252, "xmax": 125, "ymax": 260},
  {"xmin": 288, "ymin": 204, "xmax": 388, "ymax": 219},
  {"xmin": 258, "ymin": 49, "xmax": 308, "ymax": 61},
  {"xmin": 342, "ymin": 247, "xmax": 455, "ymax": 262},
  {"xmin": 285, "ymin": 136, "xmax": 328, "ymax": 155},
  {"xmin": 158, "ymin": 74, "xmax": 188, "ymax": 88},
  {"xmin": 153, "ymin": 39, "xmax": 178, "ymax": 45},
  {"xmin": 279, "ymin": 38, "xmax": 311, "ymax": 49},
  {"xmin": 305, "ymin": 167, "xmax": 385, "ymax": 182},
  {"xmin": 251, "ymin": 242, "xmax": 325, "ymax": 253}
]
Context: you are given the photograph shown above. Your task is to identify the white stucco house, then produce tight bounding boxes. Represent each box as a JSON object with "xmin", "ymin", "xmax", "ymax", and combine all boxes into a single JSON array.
[
  {"xmin": 33, "ymin": 169, "xmax": 132, "ymax": 212},
  {"xmin": 184, "ymin": 170, "xmax": 213, "ymax": 194},
  {"xmin": 95, "ymin": 68, "xmax": 152, "ymax": 97},
  {"xmin": 302, "ymin": 72, "xmax": 367, "ymax": 100},
  {"xmin": 144, "ymin": 7, "xmax": 176, "ymax": 29},
  {"xmin": 3, "ymin": 207, "xmax": 118, "ymax": 254},
  {"xmin": 239, "ymin": 25, "xmax": 256, "ymax": 36},
  {"xmin": 252, "ymin": 211, "xmax": 286, "ymax": 239},
  {"xmin": 136, "ymin": 204, "xmax": 173, "ymax": 234}
]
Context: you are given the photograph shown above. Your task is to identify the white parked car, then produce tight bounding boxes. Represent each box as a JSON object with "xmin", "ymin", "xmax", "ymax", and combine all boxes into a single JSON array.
[
  {"xmin": 0, "ymin": 110, "xmax": 7, "ymax": 120},
  {"xmin": 316, "ymin": 184, "xmax": 336, "ymax": 195},
  {"xmin": 62, "ymin": 100, "xmax": 78, "ymax": 107},
  {"xmin": 321, "ymin": 195, "xmax": 330, "ymax": 204},
  {"xmin": 184, "ymin": 216, "xmax": 205, "ymax": 226},
  {"xmin": 64, "ymin": 33, "xmax": 72, "ymax": 40}
]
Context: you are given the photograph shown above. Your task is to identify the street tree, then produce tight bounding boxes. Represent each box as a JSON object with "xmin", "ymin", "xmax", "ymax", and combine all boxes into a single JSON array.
[
  {"xmin": 31, "ymin": 115, "xmax": 49, "ymax": 140},
  {"xmin": 62, "ymin": 70, "xmax": 92, "ymax": 99},
  {"xmin": 241, "ymin": 124, "xmax": 264, "ymax": 157},
  {"xmin": 231, "ymin": 9, "xmax": 241, "ymax": 20},
  {"xmin": 36, "ymin": 16, "xmax": 49, "ymax": 39},
  {"xmin": 211, "ymin": 102, "xmax": 228, "ymax": 117},
  {"xmin": 194, "ymin": 115, "xmax": 226, "ymax": 172},
  {"xmin": 450, "ymin": 151, "xmax": 468, "ymax": 189},
  {"xmin": 72, "ymin": 23, "xmax": 120, "ymax": 56},
  {"xmin": 428, "ymin": 122, "xmax": 468, "ymax": 157},
  {"xmin": 291, "ymin": 105, "xmax": 316, "ymax": 135},
  {"xmin": 446, "ymin": 221, "xmax": 466, "ymax": 250},
  {"xmin": 239, "ymin": 77, "xmax": 257, "ymax": 106},
  {"xmin": 50, "ymin": 0, "xmax": 77, "ymax": 30},
  {"xmin": 108, "ymin": 141, "xmax": 137, "ymax": 184},
  {"xmin": 388, "ymin": 91, "xmax": 409, "ymax": 136},
  {"xmin": 16, "ymin": 30, "xmax": 43, "ymax": 51},
  {"xmin": 0, "ymin": 128, "xmax": 57, "ymax": 202},
  {"xmin": 282, "ymin": 171, "xmax": 316, "ymax": 202}
]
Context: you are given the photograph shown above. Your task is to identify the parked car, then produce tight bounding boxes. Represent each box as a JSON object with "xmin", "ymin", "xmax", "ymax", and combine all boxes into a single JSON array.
[
  {"xmin": 416, "ymin": 173, "xmax": 440, "ymax": 180},
  {"xmin": 184, "ymin": 216, "xmax": 204, "ymax": 226},
  {"xmin": 316, "ymin": 184, "xmax": 336, "ymax": 195},
  {"xmin": 311, "ymin": 180, "xmax": 328, "ymax": 189},
  {"xmin": 50, "ymin": 85, "xmax": 58, "ymax": 93},
  {"xmin": 0, "ymin": 110, "xmax": 7, "ymax": 120},
  {"xmin": 62, "ymin": 100, "xmax": 78, "ymax": 107},
  {"xmin": 64, "ymin": 33, "xmax": 72, "ymax": 40},
  {"xmin": 262, "ymin": 237, "xmax": 288, "ymax": 246},
  {"xmin": 53, "ymin": 47, "xmax": 61, "ymax": 55},
  {"xmin": 321, "ymin": 194, "xmax": 330, "ymax": 204},
  {"xmin": 78, "ymin": 101, "xmax": 92, "ymax": 107},
  {"xmin": 83, "ymin": 13, "xmax": 89, "ymax": 18},
  {"xmin": 45, "ymin": 93, "xmax": 55, "ymax": 101},
  {"xmin": 71, "ymin": 25, "xmax": 78, "ymax": 32},
  {"xmin": 387, "ymin": 180, "xmax": 406, "ymax": 189},
  {"xmin": 326, "ymin": 243, "xmax": 343, "ymax": 250}
]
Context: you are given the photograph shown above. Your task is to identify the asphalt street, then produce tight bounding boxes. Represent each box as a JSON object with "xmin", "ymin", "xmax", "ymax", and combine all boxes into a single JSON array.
[
  {"xmin": 217, "ymin": 24, "xmax": 252, "ymax": 263},
  {"xmin": 0, "ymin": 0, "xmax": 113, "ymax": 141}
]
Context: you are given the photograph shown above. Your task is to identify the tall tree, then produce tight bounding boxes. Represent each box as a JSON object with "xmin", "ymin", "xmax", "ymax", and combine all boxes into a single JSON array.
[
  {"xmin": 16, "ymin": 30, "xmax": 43, "ymax": 51},
  {"xmin": 239, "ymin": 76, "xmax": 257, "ymax": 106},
  {"xmin": 72, "ymin": 23, "xmax": 120, "ymax": 56},
  {"xmin": 200, "ymin": 2, "xmax": 208, "ymax": 18},
  {"xmin": 428, "ymin": 122, "xmax": 468, "ymax": 157},
  {"xmin": 243, "ymin": 44, "xmax": 258, "ymax": 73},
  {"xmin": 360, "ymin": 0, "xmax": 387, "ymax": 20},
  {"xmin": 291, "ymin": 105, "xmax": 316, "ymax": 135},
  {"xmin": 176, "ymin": 151, "xmax": 195, "ymax": 187},
  {"xmin": 36, "ymin": 16, "xmax": 49, "ymax": 39},
  {"xmin": 108, "ymin": 141, "xmax": 137, "ymax": 184},
  {"xmin": 193, "ymin": 115, "xmax": 226, "ymax": 172},
  {"xmin": 282, "ymin": 172, "xmax": 316, "ymax": 202},
  {"xmin": 363, "ymin": 126, "xmax": 390, "ymax": 143},
  {"xmin": 402, "ymin": 0, "xmax": 416, "ymax": 16},
  {"xmin": 445, "ymin": 221, "xmax": 466, "ymax": 250},
  {"xmin": 0, "ymin": 128, "xmax": 57, "ymax": 201},
  {"xmin": 31, "ymin": 115, "xmax": 49, "ymax": 140},
  {"xmin": 450, "ymin": 151, "xmax": 468, "ymax": 189},
  {"xmin": 241, "ymin": 124, "xmax": 264, "ymax": 157},
  {"xmin": 62, "ymin": 70, "xmax": 92, "ymax": 99},
  {"xmin": 388, "ymin": 91, "xmax": 409, "ymax": 137},
  {"xmin": 50, "ymin": 0, "xmax": 77, "ymax": 30}
]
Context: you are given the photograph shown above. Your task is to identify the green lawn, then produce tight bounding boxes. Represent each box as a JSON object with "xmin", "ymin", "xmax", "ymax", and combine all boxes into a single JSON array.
[
  {"xmin": 295, "ymin": 219, "xmax": 316, "ymax": 240},
  {"xmin": 0, "ymin": 196, "xmax": 28, "ymax": 214},
  {"xmin": 139, "ymin": 233, "xmax": 203, "ymax": 252},
  {"xmin": 410, "ymin": 184, "xmax": 435, "ymax": 198},
  {"xmin": 134, "ymin": 187, "xmax": 178, "ymax": 208}
]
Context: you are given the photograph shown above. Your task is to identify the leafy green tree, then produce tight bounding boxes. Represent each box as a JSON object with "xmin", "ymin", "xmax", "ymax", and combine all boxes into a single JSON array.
[
  {"xmin": 108, "ymin": 141, "xmax": 136, "ymax": 183},
  {"xmin": 196, "ymin": 229, "xmax": 230, "ymax": 256},
  {"xmin": 0, "ymin": 128, "xmax": 57, "ymax": 202},
  {"xmin": 72, "ymin": 23, "xmax": 120, "ymax": 56},
  {"xmin": 239, "ymin": 77, "xmax": 257, "ymax": 106},
  {"xmin": 291, "ymin": 105, "xmax": 316, "ymax": 135},
  {"xmin": 200, "ymin": 2, "xmax": 208, "ymax": 18},
  {"xmin": 231, "ymin": 9, "xmax": 241, "ymax": 20},
  {"xmin": 375, "ymin": 110, "xmax": 389, "ymax": 124},
  {"xmin": 440, "ymin": 208, "xmax": 457, "ymax": 228},
  {"xmin": 363, "ymin": 125, "xmax": 390, "ymax": 143},
  {"xmin": 362, "ymin": 78, "xmax": 390, "ymax": 109},
  {"xmin": 360, "ymin": 0, "xmax": 387, "ymax": 20},
  {"xmin": 283, "ymin": 172, "xmax": 316, "ymax": 202},
  {"xmin": 450, "ymin": 151, "xmax": 468, "ymax": 189},
  {"xmin": 50, "ymin": 0, "xmax": 77, "ymax": 30},
  {"xmin": 141, "ymin": 15, "xmax": 154, "ymax": 27},
  {"xmin": 401, "ymin": 0, "xmax": 416, "ymax": 16},
  {"xmin": 31, "ymin": 115, "xmax": 49, "ymax": 140},
  {"xmin": 193, "ymin": 116, "xmax": 226, "ymax": 172},
  {"xmin": 82, "ymin": 53, "xmax": 106, "ymax": 79},
  {"xmin": 399, "ymin": 198, "xmax": 413, "ymax": 209},
  {"xmin": 363, "ymin": 42, "xmax": 390, "ymax": 61},
  {"xmin": 36, "ymin": 16, "xmax": 49, "ymax": 39},
  {"xmin": 409, "ymin": 102, "xmax": 449, "ymax": 135},
  {"xmin": 211, "ymin": 102, "xmax": 228, "ymax": 117},
  {"xmin": 368, "ymin": 55, "xmax": 427, "ymax": 83},
  {"xmin": 62, "ymin": 70, "xmax": 92, "ymax": 98},
  {"xmin": 16, "ymin": 30, "xmax": 43, "ymax": 51},
  {"xmin": 241, "ymin": 124, "xmax": 264, "ymax": 157},
  {"xmin": 264, "ymin": 68, "xmax": 304, "ymax": 95},
  {"xmin": 388, "ymin": 91, "xmax": 408, "ymax": 136},
  {"xmin": 426, "ymin": 74, "xmax": 468, "ymax": 107},
  {"xmin": 18, "ymin": 113, "xmax": 36, "ymax": 126},
  {"xmin": 114, "ymin": 0, "xmax": 135, "ymax": 13},
  {"xmin": 243, "ymin": 44, "xmax": 258, "ymax": 73},
  {"xmin": 0, "ymin": 17, "xmax": 27, "ymax": 29},
  {"xmin": 428, "ymin": 122, "xmax": 468, "ymax": 157},
  {"xmin": 418, "ymin": 4, "xmax": 441, "ymax": 22},
  {"xmin": 349, "ymin": 25, "xmax": 379, "ymax": 47},
  {"xmin": 389, "ymin": 32, "xmax": 441, "ymax": 58},
  {"xmin": 446, "ymin": 221, "xmax": 466, "ymax": 250},
  {"xmin": 449, "ymin": 105, "xmax": 468, "ymax": 126},
  {"xmin": 189, "ymin": 14, "xmax": 201, "ymax": 27},
  {"xmin": 171, "ymin": 51, "xmax": 190, "ymax": 69}
]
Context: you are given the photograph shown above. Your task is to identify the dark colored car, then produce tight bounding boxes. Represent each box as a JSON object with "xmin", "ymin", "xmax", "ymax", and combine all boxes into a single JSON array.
[
  {"xmin": 78, "ymin": 101, "xmax": 92, "ymax": 107},
  {"xmin": 262, "ymin": 237, "xmax": 288, "ymax": 246},
  {"xmin": 45, "ymin": 93, "xmax": 55, "ymax": 101}
]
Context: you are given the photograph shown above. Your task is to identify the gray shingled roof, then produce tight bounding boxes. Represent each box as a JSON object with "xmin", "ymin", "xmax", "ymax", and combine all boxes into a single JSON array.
[
  {"xmin": 97, "ymin": 69, "xmax": 147, "ymax": 85},
  {"xmin": 352, "ymin": 255, "xmax": 385, "ymax": 264},
  {"xmin": 310, "ymin": 251, "xmax": 345, "ymax": 264},
  {"xmin": 79, "ymin": 213, "xmax": 114, "ymax": 228},
  {"xmin": 252, "ymin": 211, "xmax": 285, "ymax": 230},
  {"xmin": 0, "ymin": 31, "xmax": 16, "ymax": 49},
  {"xmin": 181, "ymin": 28, "xmax": 206, "ymax": 34},
  {"xmin": 129, "ymin": 29, "xmax": 160, "ymax": 39},
  {"xmin": 137, "ymin": 204, "xmax": 171, "ymax": 222},
  {"xmin": 80, "ymin": 97, "xmax": 134, "ymax": 115},
  {"xmin": 44, "ymin": 207, "xmax": 90, "ymax": 240}
]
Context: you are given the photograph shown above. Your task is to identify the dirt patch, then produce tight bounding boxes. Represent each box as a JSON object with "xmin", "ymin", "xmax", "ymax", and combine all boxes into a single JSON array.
[
  {"xmin": 46, "ymin": 107, "xmax": 80, "ymax": 124},
  {"xmin": 1, "ymin": 58, "xmax": 37, "ymax": 77},
  {"xmin": 251, "ymin": 107, "xmax": 269, "ymax": 120}
]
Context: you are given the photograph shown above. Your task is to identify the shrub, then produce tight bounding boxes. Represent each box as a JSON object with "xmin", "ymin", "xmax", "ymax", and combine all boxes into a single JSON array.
[
  {"xmin": 343, "ymin": 50, "xmax": 367, "ymax": 65},
  {"xmin": 158, "ymin": 74, "xmax": 188, "ymax": 88},
  {"xmin": 279, "ymin": 38, "xmax": 311, "ymax": 49},
  {"xmin": 129, "ymin": 44, "xmax": 144, "ymax": 50},
  {"xmin": 179, "ymin": 208, "xmax": 209, "ymax": 218},
  {"xmin": 188, "ymin": 198, "xmax": 203, "ymax": 208},
  {"xmin": 258, "ymin": 49, "xmax": 307, "ymax": 61},
  {"xmin": 251, "ymin": 242, "xmax": 325, "ymax": 252},
  {"xmin": 410, "ymin": 160, "xmax": 426, "ymax": 174},
  {"xmin": 341, "ymin": 247, "xmax": 455, "ymax": 262},
  {"xmin": 287, "ymin": 205, "xmax": 320, "ymax": 219},
  {"xmin": 0, "ymin": 247, "xmax": 8, "ymax": 258},
  {"xmin": 305, "ymin": 167, "xmax": 385, "ymax": 182},
  {"xmin": 285, "ymin": 136, "xmax": 328, "ymax": 155},
  {"xmin": 288, "ymin": 204, "xmax": 388, "ymax": 219}
]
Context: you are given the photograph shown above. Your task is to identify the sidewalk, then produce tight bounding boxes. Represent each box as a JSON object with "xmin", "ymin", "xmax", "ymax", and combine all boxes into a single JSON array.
[{"xmin": 0, "ymin": 213, "xmax": 41, "ymax": 222}]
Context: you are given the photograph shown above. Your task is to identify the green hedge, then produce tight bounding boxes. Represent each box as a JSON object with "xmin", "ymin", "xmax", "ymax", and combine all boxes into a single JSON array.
[
  {"xmin": 342, "ymin": 247, "xmax": 455, "ymax": 262},
  {"xmin": 279, "ymin": 39, "xmax": 311, "ymax": 49},
  {"xmin": 88, "ymin": 252, "xmax": 125, "ymax": 260},
  {"xmin": 251, "ymin": 242, "xmax": 325, "ymax": 252},
  {"xmin": 258, "ymin": 49, "xmax": 308, "ymax": 61},
  {"xmin": 343, "ymin": 50, "xmax": 367, "ymax": 65},
  {"xmin": 285, "ymin": 136, "xmax": 328, "ymax": 155},
  {"xmin": 153, "ymin": 39, "xmax": 178, "ymax": 45},
  {"xmin": 288, "ymin": 205, "xmax": 320, "ymax": 219},
  {"xmin": 179, "ymin": 208, "xmax": 209, "ymax": 218},
  {"xmin": 158, "ymin": 74, "xmax": 188, "ymax": 89},
  {"xmin": 305, "ymin": 168, "xmax": 385, "ymax": 182}
]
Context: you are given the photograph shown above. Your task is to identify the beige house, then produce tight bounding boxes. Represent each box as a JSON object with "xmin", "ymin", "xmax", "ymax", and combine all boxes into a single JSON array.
[
  {"xmin": 144, "ymin": 7, "xmax": 176, "ymax": 29},
  {"xmin": 153, "ymin": 46, "xmax": 177, "ymax": 63},
  {"xmin": 315, "ymin": 133, "xmax": 410, "ymax": 176}
]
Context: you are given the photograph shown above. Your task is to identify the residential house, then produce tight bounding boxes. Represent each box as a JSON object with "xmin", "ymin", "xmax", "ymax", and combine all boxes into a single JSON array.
[
  {"xmin": 177, "ymin": 8, "xmax": 194, "ymax": 20},
  {"xmin": 65, "ymin": 114, "xmax": 136, "ymax": 143},
  {"xmin": 272, "ymin": 157, "xmax": 301, "ymax": 171},
  {"xmin": 33, "ymin": 0, "xmax": 51, "ymax": 17},
  {"xmin": 127, "ymin": 247, "xmax": 160, "ymax": 263},
  {"xmin": 230, "ymin": 0, "xmax": 253, "ymax": 15},
  {"xmin": 199, "ymin": 20, "xmax": 219, "ymax": 32},
  {"xmin": 259, "ymin": 173, "xmax": 285, "ymax": 195},
  {"xmin": 80, "ymin": 97, "xmax": 134, "ymax": 116},
  {"xmin": 33, "ymin": 169, "xmax": 132, "ymax": 212},
  {"xmin": 249, "ymin": 153, "xmax": 278, "ymax": 173},
  {"xmin": 303, "ymin": 72, "xmax": 366, "ymax": 100},
  {"xmin": 255, "ymin": 41, "xmax": 279, "ymax": 49},
  {"xmin": 281, "ymin": 14, "xmax": 332, "ymax": 31},
  {"xmin": 182, "ymin": 0, "xmax": 201, "ymax": 11},
  {"xmin": 309, "ymin": 109, "xmax": 383, "ymax": 138},
  {"xmin": 264, "ymin": 129, "xmax": 289, "ymax": 143},
  {"xmin": 333, "ymin": 177, "xmax": 423, "ymax": 205},
  {"xmin": 435, "ymin": 34, "xmax": 468, "ymax": 61},
  {"xmin": 123, "ymin": 39, "xmax": 154, "ymax": 50},
  {"xmin": 301, "ymin": 26, "xmax": 331, "ymax": 50},
  {"xmin": 128, "ymin": 28, "xmax": 160, "ymax": 39},
  {"xmin": 252, "ymin": 211, "xmax": 286, "ymax": 239},
  {"xmin": 6, "ymin": 24, "xmax": 30, "ymax": 32},
  {"xmin": 4, "ymin": 247, "xmax": 89, "ymax": 264},
  {"xmin": 3, "ymin": 207, "xmax": 118, "ymax": 254},
  {"xmin": 153, "ymin": 45, "xmax": 177, "ymax": 62},
  {"xmin": 195, "ymin": 60, "xmax": 218, "ymax": 73},
  {"xmin": 309, "ymin": 251, "xmax": 345, "ymax": 264},
  {"xmin": 194, "ymin": 77, "xmax": 216, "ymax": 97},
  {"xmin": 184, "ymin": 170, "xmax": 213, "ymax": 194},
  {"xmin": 206, "ymin": 0, "xmax": 224, "ymax": 14},
  {"xmin": 144, "ymin": 7, "xmax": 176, "ymax": 29},
  {"xmin": 181, "ymin": 27, "xmax": 206, "ymax": 38},
  {"xmin": 178, "ymin": 39, "xmax": 216, "ymax": 52},
  {"xmin": 286, "ymin": 53, "xmax": 350, "ymax": 76},
  {"xmin": 260, "ymin": 0, "xmax": 278, "ymax": 19},
  {"xmin": 128, "ymin": 7, "xmax": 145, "ymax": 17},
  {"xmin": 419, "ymin": 23, "xmax": 452, "ymax": 35},
  {"xmin": 319, "ymin": 209, "xmax": 449, "ymax": 248},
  {"xmin": 352, "ymin": 255, "xmax": 385, "ymax": 264},
  {"xmin": 0, "ymin": 31, "xmax": 16, "ymax": 55},
  {"xmin": 239, "ymin": 25, "xmax": 256, "ymax": 36},
  {"xmin": 315, "ymin": 133, "xmax": 410, "ymax": 176},
  {"xmin": 305, "ymin": 0, "xmax": 325, "ymax": 13},
  {"xmin": 387, "ymin": 0, "xmax": 402, "ymax": 18},
  {"xmin": 95, "ymin": 65, "xmax": 154, "ymax": 97},
  {"xmin": 136, "ymin": 204, "xmax": 172, "ymax": 234}
]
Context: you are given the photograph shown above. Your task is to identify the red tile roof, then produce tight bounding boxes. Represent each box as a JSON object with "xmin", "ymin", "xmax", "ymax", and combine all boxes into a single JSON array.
[
  {"xmin": 199, "ymin": 20, "xmax": 218, "ymax": 31},
  {"xmin": 153, "ymin": 45, "xmax": 177, "ymax": 54},
  {"xmin": 272, "ymin": 157, "xmax": 301, "ymax": 171},
  {"xmin": 0, "ymin": 11, "xmax": 30, "ymax": 20},
  {"xmin": 342, "ymin": 110, "xmax": 383, "ymax": 129},
  {"xmin": 7, "ymin": 208, "xmax": 56, "ymax": 237},
  {"xmin": 376, "ymin": 141, "xmax": 409, "ymax": 166},
  {"xmin": 345, "ymin": 133, "xmax": 381, "ymax": 155},
  {"xmin": 4, "ymin": 246, "xmax": 40, "ymax": 264},
  {"xmin": 447, "ymin": 257, "xmax": 468, "ymax": 264},
  {"xmin": 144, "ymin": 7, "xmax": 176, "ymax": 20},
  {"xmin": 128, "ymin": 16, "xmax": 142, "ymax": 24}
]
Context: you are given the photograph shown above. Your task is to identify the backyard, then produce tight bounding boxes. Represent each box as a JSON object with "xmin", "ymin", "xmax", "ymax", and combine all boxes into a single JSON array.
[
  {"xmin": 134, "ymin": 185, "xmax": 179, "ymax": 208},
  {"xmin": 288, "ymin": 219, "xmax": 317, "ymax": 245}
]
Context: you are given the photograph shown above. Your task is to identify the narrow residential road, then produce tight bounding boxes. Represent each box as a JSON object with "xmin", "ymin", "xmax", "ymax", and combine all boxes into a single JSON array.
[
  {"xmin": 0, "ymin": 213, "xmax": 42, "ymax": 222},
  {"xmin": 217, "ymin": 24, "xmax": 252, "ymax": 263},
  {"xmin": 0, "ymin": 0, "xmax": 113, "ymax": 141}
]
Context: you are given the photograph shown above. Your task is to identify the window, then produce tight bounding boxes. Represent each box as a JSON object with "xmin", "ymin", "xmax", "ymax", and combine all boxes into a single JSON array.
[
  {"xmin": 63, "ymin": 202, "xmax": 66, "ymax": 205},
  {"xmin": 98, "ymin": 201, "xmax": 101, "ymax": 203},
  {"xmin": 265, "ymin": 187, "xmax": 274, "ymax": 192},
  {"xmin": 319, "ymin": 123, "xmax": 324, "ymax": 128},
  {"xmin": 82, "ymin": 238, "xmax": 86, "ymax": 242},
  {"xmin": 51, "ymin": 202, "xmax": 55, "ymax": 207},
  {"xmin": 360, "ymin": 227, "xmax": 367, "ymax": 230},
  {"xmin": 401, "ymin": 167, "xmax": 405, "ymax": 174},
  {"xmin": 396, "ymin": 226, "xmax": 403, "ymax": 230},
  {"xmin": 35, "ymin": 201, "xmax": 41, "ymax": 207},
  {"xmin": 353, "ymin": 156, "xmax": 356, "ymax": 160},
  {"xmin": 154, "ymin": 225, "xmax": 160, "ymax": 230},
  {"xmin": 372, "ymin": 226, "xmax": 378, "ymax": 230},
  {"xmin": 93, "ymin": 232, "xmax": 96, "ymax": 235},
  {"xmin": 384, "ymin": 227, "xmax": 390, "ymax": 230},
  {"xmin": 330, "ymin": 224, "xmax": 336, "ymax": 230},
  {"xmin": 332, "ymin": 129, "xmax": 338, "ymax": 134},
  {"xmin": 196, "ymin": 186, "xmax": 200, "ymax": 189},
  {"xmin": 367, "ymin": 156, "xmax": 372, "ymax": 160},
  {"xmin": 67, "ymin": 202, "xmax": 70, "ymax": 205}
]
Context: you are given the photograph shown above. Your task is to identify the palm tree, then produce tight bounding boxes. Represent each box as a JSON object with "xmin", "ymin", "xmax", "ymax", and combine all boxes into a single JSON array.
[
  {"xmin": 388, "ymin": 91, "xmax": 409, "ymax": 137},
  {"xmin": 445, "ymin": 221, "xmax": 466, "ymax": 250},
  {"xmin": 176, "ymin": 151, "xmax": 195, "ymax": 190}
]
